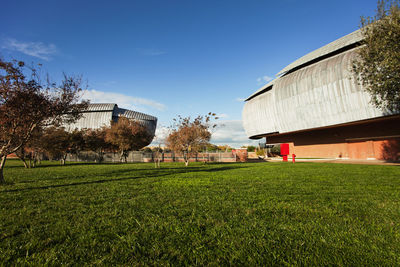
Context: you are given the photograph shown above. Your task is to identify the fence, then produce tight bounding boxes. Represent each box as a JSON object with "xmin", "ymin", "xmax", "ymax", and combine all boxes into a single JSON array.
[{"xmin": 66, "ymin": 151, "xmax": 242, "ymax": 163}]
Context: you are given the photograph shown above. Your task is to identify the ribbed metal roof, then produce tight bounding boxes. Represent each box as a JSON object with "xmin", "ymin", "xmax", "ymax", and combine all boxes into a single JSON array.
[
  {"xmin": 67, "ymin": 103, "xmax": 157, "ymax": 136},
  {"xmin": 84, "ymin": 103, "xmax": 117, "ymax": 112},
  {"xmin": 276, "ymin": 29, "xmax": 363, "ymax": 76},
  {"xmin": 116, "ymin": 108, "xmax": 158, "ymax": 121},
  {"xmin": 82, "ymin": 104, "xmax": 157, "ymax": 122}
]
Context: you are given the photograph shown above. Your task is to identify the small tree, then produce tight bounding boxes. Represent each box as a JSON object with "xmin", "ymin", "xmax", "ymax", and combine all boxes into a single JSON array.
[
  {"xmin": 352, "ymin": 0, "xmax": 400, "ymax": 112},
  {"xmin": 166, "ymin": 113, "xmax": 217, "ymax": 166},
  {"xmin": 0, "ymin": 59, "xmax": 88, "ymax": 183},
  {"xmin": 153, "ymin": 144, "xmax": 162, "ymax": 168},
  {"xmin": 84, "ymin": 128, "xmax": 110, "ymax": 163},
  {"xmin": 217, "ymin": 145, "xmax": 232, "ymax": 152},
  {"xmin": 256, "ymin": 147, "xmax": 266, "ymax": 158},
  {"xmin": 14, "ymin": 127, "xmax": 44, "ymax": 168},
  {"xmin": 151, "ymin": 134, "xmax": 164, "ymax": 168},
  {"xmin": 105, "ymin": 117, "xmax": 152, "ymax": 163},
  {"xmin": 246, "ymin": 145, "xmax": 256, "ymax": 152},
  {"xmin": 41, "ymin": 127, "xmax": 71, "ymax": 165},
  {"xmin": 67, "ymin": 129, "xmax": 85, "ymax": 162}
]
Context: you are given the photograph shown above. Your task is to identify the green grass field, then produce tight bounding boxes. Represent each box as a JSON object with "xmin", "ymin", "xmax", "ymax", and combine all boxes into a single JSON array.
[{"xmin": 1, "ymin": 160, "xmax": 399, "ymax": 265}]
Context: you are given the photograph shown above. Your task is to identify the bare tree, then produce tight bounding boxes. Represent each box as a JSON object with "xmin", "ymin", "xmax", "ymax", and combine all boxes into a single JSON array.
[{"xmin": 0, "ymin": 59, "xmax": 88, "ymax": 183}]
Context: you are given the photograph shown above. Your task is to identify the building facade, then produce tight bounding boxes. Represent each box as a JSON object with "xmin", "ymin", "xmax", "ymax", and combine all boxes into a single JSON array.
[
  {"xmin": 67, "ymin": 103, "xmax": 158, "ymax": 146},
  {"xmin": 242, "ymin": 30, "xmax": 400, "ymax": 160}
]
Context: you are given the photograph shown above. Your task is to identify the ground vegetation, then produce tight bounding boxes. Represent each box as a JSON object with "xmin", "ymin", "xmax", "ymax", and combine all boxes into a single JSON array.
[{"xmin": 0, "ymin": 161, "xmax": 399, "ymax": 265}]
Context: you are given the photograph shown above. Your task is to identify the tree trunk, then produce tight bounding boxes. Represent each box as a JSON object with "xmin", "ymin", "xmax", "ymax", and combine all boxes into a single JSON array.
[
  {"xmin": 184, "ymin": 151, "xmax": 189, "ymax": 166},
  {"xmin": 16, "ymin": 149, "xmax": 29, "ymax": 168},
  {"xmin": 32, "ymin": 152, "xmax": 38, "ymax": 168},
  {"xmin": 20, "ymin": 158, "xmax": 29, "ymax": 168},
  {"xmin": 120, "ymin": 150, "xmax": 127, "ymax": 163},
  {"xmin": 0, "ymin": 155, "xmax": 7, "ymax": 184},
  {"xmin": 61, "ymin": 154, "xmax": 67, "ymax": 165},
  {"xmin": 98, "ymin": 151, "xmax": 104, "ymax": 163},
  {"xmin": 154, "ymin": 154, "xmax": 161, "ymax": 168}
]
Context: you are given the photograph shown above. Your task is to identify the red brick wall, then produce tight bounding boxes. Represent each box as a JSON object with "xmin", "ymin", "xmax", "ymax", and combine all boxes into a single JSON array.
[{"xmin": 266, "ymin": 116, "xmax": 400, "ymax": 161}]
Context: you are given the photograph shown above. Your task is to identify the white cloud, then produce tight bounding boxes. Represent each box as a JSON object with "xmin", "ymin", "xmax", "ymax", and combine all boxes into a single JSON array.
[
  {"xmin": 152, "ymin": 126, "xmax": 170, "ymax": 145},
  {"xmin": 211, "ymin": 120, "xmax": 259, "ymax": 148},
  {"xmin": 150, "ymin": 120, "xmax": 259, "ymax": 148},
  {"xmin": 137, "ymin": 48, "xmax": 166, "ymax": 56},
  {"xmin": 82, "ymin": 89, "xmax": 166, "ymax": 112},
  {"xmin": 236, "ymin": 97, "xmax": 246, "ymax": 102},
  {"xmin": 217, "ymin": 113, "xmax": 229, "ymax": 119},
  {"xmin": 2, "ymin": 38, "xmax": 57, "ymax": 60},
  {"xmin": 256, "ymin": 75, "xmax": 273, "ymax": 84}
]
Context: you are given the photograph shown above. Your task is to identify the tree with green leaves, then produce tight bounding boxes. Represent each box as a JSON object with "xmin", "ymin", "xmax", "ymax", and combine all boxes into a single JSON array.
[{"xmin": 352, "ymin": 0, "xmax": 400, "ymax": 112}]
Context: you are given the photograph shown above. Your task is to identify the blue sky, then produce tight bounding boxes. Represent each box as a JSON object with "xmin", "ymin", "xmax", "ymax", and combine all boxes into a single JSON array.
[{"xmin": 1, "ymin": 0, "xmax": 378, "ymax": 147}]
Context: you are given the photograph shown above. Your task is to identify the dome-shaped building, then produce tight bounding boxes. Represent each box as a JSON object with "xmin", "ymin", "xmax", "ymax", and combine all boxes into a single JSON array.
[
  {"xmin": 67, "ymin": 103, "xmax": 157, "ymax": 147},
  {"xmin": 243, "ymin": 30, "xmax": 400, "ymax": 160}
]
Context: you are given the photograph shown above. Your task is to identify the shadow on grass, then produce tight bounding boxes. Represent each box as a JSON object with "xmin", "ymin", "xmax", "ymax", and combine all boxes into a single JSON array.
[
  {"xmin": 4, "ymin": 160, "xmax": 145, "ymax": 169},
  {"xmin": 2, "ymin": 164, "xmax": 248, "ymax": 193},
  {"xmin": 17, "ymin": 162, "xmax": 251, "ymax": 183}
]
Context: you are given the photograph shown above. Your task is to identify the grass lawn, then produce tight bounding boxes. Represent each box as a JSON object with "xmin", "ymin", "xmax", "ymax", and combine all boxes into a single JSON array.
[{"xmin": 1, "ymin": 160, "xmax": 400, "ymax": 265}]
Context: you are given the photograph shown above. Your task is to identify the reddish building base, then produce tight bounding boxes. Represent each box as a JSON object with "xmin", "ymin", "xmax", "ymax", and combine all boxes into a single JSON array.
[
  {"xmin": 282, "ymin": 138, "xmax": 400, "ymax": 161},
  {"xmin": 266, "ymin": 115, "xmax": 400, "ymax": 161}
]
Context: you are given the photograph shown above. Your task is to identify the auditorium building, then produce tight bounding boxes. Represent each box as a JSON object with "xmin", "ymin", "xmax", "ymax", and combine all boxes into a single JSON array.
[
  {"xmin": 242, "ymin": 30, "xmax": 400, "ymax": 161},
  {"xmin": 67, "ymin": 103, "xmax": 158, "ymax": 147}
]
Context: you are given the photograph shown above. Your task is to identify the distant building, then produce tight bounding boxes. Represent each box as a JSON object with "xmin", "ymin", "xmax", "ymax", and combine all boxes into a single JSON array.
[
  {"xmin": 243, "ymin": 30, "xmax": 400, "ymax": 160},
  {"xmin": 68, "ymin": 103, "xmax": 157, "ymax": 146}
]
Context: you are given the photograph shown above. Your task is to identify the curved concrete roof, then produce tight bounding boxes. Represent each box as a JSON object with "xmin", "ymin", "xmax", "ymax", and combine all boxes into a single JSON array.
[
  {"xmin": 242, "ymin": 46, "xmax": 387, "ymax": 139},
  {"xmin": 245, "ymin": 79, "xmax": 275, "ymax": 101},
  {"xmin": 244, "ymin": 30, "xmax": 363, "ymax": 102},
  {"xmin": 276, "ymin": 29, "xmax": 363, "ymax": 76}
]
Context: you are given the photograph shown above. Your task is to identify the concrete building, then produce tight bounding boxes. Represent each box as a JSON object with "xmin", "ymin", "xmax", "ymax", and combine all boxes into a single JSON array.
[
  {"xmin": 242, "ymin": 30, "xmax": 400, "ymax": 160},
  {"xmin": 67, "ymin": 103, "xmax": 157, "ymax": 146}
]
